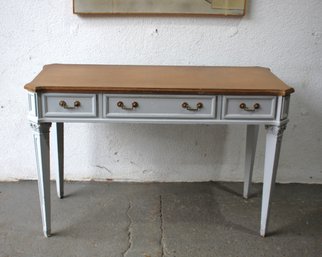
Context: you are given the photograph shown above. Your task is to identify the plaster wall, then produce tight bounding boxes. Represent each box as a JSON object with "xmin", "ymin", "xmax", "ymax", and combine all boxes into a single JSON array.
[{"xmin": 0, "ymin": 0, "xmax": 321, "ymax": 183}]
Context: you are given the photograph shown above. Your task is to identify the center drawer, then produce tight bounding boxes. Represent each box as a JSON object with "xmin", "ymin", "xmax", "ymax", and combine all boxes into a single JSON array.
[{"xmin": 104, "ymin": 95, "xmax": 216, "ymax": 119}]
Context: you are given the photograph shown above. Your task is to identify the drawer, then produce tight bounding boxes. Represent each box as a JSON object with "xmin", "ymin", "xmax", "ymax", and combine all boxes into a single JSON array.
[
  {"xmin": 41, "ymin": 93, "xmax": 97, "ymax": 118},
  {"xmin": 222, "ymin": 96, "xmax": 276, "ymax": 120},
  {"xmin": 104, "ymin": 95, "xmax": 216, "ymax": 119}
]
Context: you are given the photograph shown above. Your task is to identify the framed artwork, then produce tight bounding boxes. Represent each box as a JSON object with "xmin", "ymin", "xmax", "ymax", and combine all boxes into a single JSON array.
[{"xmin": 73, "ymin": 0, "xmax": 246, "ymax": 16}]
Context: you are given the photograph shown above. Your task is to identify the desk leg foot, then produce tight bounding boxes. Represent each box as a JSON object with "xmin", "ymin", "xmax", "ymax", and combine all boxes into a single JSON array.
[
  {"xmin": 44, "ymin": 229, "xmax": 51, "ymax": 238},
  {"xmin": 260, "ymin": 124, "xmax": 286, "ymax": 237},
  {"xmin": 31, "ymin": 122, "xmax": 52, "ymax": 237},
  {"xmin": 243, "ymin": 125, "xmax": 259, "ymax": 199},
  {"xmin": 55, "ymin": 123, "xmax": 64, "ymax": 199}
]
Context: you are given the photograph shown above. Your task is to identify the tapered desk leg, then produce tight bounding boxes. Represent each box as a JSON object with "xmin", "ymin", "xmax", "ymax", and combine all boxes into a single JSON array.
[
  {"xmin": 243, "ymin": 125, "xmax": 259, "ymax": 199},
  {"xmin": 55, "ymin": 123, "xmax": 64, "ymax": 199},
  {"xmin": 31, "ymin": 122, "xmax": 52, "ymax": 237},
  {"xmin": 260, "ymin": 124, "xmax": 286, "ymax": 237}
]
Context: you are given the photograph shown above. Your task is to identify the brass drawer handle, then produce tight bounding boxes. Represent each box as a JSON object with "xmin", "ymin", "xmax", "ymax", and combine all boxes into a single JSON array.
[
  {"xmin": 182, "ymin": 102, "xmax": 203, "ymax": 111},
  {"xmin": 117, "ymin": 101, "xmax": 138, "ymax": 110},
  {"xmin": 239, "ymin": 102, "xmax": 260, "ymax": 112},
  {"xmin": 59, "ymin": 100, "xmax": 81, "ymax": 109}
]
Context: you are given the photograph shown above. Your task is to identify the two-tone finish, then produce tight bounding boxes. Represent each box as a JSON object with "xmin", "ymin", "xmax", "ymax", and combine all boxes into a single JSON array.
[{"xmin": 24, "ymin": 64, "xmax": 294, "ymax": 237}]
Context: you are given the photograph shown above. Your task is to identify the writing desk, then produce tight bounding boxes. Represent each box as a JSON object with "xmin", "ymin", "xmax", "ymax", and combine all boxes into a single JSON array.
[{"xmin": 24, "ymin": 64, "xmax": 294, "ymax": 237}]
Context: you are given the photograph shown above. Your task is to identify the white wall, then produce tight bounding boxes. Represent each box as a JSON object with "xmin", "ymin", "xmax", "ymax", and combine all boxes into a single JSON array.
[{"xmin": 1, "ymin": 0, "xmax": 321, "ymax": 183}]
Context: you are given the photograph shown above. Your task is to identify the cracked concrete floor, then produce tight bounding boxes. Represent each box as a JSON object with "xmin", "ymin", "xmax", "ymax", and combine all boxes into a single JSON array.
[{"xmin": 0, "ymin": 182, "xmax": 321, "ymax": 257}]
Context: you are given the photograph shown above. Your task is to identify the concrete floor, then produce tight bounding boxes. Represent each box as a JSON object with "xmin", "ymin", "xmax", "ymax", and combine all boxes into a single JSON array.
[{"xmin": 0, "ymin": 182, "xmax": 321, "ymax": 257}]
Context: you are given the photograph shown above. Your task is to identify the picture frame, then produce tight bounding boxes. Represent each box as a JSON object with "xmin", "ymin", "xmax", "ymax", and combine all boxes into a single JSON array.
[{"xmin": 73, "ymin": 0, "xmax": 246, "ymax": 16}]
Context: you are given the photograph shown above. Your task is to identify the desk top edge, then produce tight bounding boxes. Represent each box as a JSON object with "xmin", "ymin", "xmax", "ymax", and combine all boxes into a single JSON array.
[{"xmin": 24, "ymin": 64, "xmax": 295, "ymax": 96}]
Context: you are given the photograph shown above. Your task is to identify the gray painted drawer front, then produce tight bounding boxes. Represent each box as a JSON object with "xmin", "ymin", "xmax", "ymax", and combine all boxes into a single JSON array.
[
  {"xmin": 222, "ymin": 96, "xmax": 276, "ymax": 120},
  {"xmin": 104, "ymin": 95, "xmax": 216, "ymax": 119},
  {"xmin": 42, "ymin": 93, "xmax": 97, "ymax": 118}
]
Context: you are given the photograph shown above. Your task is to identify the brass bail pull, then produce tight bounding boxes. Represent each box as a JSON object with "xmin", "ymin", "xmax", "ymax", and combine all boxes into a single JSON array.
[
  {"xmin": 239, "ymin": 102, "xmax": 260, "ymax": 112},
  {"xmin": 59, "ymin": 100, "xmax": 81, "ymax": 109},
  {"xmin": 182, "ymin": 102, "xmax": 203, "ymax": 111},
  {"xmin": 117, "ymin": 101, "xmax": 139, "ymax": 110}
]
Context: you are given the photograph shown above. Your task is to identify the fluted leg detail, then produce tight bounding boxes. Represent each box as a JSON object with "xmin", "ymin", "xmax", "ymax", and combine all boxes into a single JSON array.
[{"xmin": 31, "ymin": 122, "xmax": 52, "ymax": 237}]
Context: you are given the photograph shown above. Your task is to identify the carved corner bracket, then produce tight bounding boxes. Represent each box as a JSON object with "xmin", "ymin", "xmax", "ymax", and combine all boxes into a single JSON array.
[
  {"xmin": 30, "ymin": 122, "xmax": 52, "ymax": 134},
  {"xmin": 265, "ymin": 124, "xmax": 287, "ymax": 140}
]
